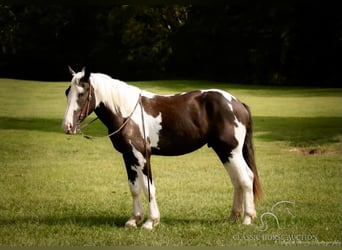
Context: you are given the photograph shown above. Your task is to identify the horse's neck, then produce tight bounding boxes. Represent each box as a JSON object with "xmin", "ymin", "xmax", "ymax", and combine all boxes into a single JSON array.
[{"xmin": 92, "ymin": 74, "xmax": 141, "ymax": 117}]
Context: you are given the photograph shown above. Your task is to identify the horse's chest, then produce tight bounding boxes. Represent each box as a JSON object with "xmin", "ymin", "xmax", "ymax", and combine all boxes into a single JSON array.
[{"xmin": 110, "ymin": 111, "xmax": 163, "ymax": 153}]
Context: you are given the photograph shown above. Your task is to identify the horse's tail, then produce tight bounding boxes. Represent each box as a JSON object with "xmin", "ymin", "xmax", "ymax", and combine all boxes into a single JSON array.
[{"xmin": 242, "ymin": 103, "xmax": 263, "ymax": 201}]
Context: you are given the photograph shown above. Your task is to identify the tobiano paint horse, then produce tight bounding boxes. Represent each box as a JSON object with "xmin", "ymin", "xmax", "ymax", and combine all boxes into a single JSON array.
[{"xmin": 62, "ymin": 67, "xmax": 262, "ymax": 230}]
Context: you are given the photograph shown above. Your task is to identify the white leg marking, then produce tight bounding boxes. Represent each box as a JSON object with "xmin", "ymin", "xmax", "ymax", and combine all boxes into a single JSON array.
[
  {"xmin": 140, "ymin": 174, "xmax": 160, "ymax": 230},
  {"xmin": 130, "ymin": 143, "xmax": 160, "ymax": 230},
  {"xmin": 125, "ymin": 179, "xmax": 144, "ymax": 228},
  {"xmin": 225, "ymin": 119, "xmax": 256, "ymax": 224},
  {"xmin": 225, "ymin": 153, "xmax": 256, "ymax": 225}
]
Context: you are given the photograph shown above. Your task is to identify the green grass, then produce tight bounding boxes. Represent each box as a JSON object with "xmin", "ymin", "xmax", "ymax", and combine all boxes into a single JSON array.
[{"xmin": 0, "ymin": 79, "xmax": 341, "ymax": 246}]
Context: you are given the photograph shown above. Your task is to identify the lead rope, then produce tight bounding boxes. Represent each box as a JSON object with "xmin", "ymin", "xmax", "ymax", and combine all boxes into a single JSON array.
[{"xmin": 139, "ymin": 95, "xmax": 151, "ymax": 203}]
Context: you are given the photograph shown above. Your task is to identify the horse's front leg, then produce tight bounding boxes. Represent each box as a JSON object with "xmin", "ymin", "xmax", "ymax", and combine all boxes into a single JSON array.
[
  {"xmin": 123, "ymin": 147, "xmax": 160, "ymax": 230},
  {"xmin": 123, "ymin": 155, "xmax": 144, "ymax": 228},
  {"xmin": 140, "ymin": 159, "xmax": 160, "ymax": 230}
]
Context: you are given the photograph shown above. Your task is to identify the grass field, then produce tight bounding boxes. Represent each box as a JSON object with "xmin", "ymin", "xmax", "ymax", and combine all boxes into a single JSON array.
[{"xmin": 0, "ymin": 78, "xmax": 341, "ymax": 246}]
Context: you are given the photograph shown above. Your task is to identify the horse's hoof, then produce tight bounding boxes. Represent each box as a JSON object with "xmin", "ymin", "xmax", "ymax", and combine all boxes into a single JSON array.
[
  {"xmin": 125, "ymin": 215, "xmax": 144, "ymax": 228},
  {"xmin": 228, "ymin": 216, "xmax": 238, "ymax": 223},
  {"xmin": 142, "ymin": 218, "xmax": 160, "ymax": 230},
  {"xmin": 125, "ymin": 220, "xmax": 137, "ymax": 228},
  {"xmin": 228, "ymin": 211, "xmax": 242, "ymax": 223},
  {"xmin": 242, "ymin": 216, "xmax": 252, "ymax": 225},
  {"xmin": 142, "ymin": 221, "xmax": 153, "ymax": 230}
]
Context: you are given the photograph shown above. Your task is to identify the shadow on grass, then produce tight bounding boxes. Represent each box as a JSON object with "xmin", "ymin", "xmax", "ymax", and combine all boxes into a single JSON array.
[
  {"xmin": 0, "ymin": 214, "xmax": 229, "ymax": 229},
  {"xmin": 0, "ymin": 212, "xmax": 226, "ymax": 228},
  {"xmin": 161, "ymin": 217, "xmax": 228, "ymax": 226},
  {"xmin": 0, "ymin": 215, "xmax": 128, "ymax": 228},
  {"xmin": 253, "ymin": 116, "xmax": 341, "ymax": 146},
  {"xmin": 0, "ymin": 116, "xmax": 107, "ymax": 135},
  {"xmin": 0, "ymin": 116, "xmax": 340, "ymax": 146}
]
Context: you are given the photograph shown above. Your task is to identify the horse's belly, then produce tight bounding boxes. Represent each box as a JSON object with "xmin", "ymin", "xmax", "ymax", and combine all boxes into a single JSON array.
[{"xmin": 151, "ymin": 139, "xmax": 206, "ymax": 156}]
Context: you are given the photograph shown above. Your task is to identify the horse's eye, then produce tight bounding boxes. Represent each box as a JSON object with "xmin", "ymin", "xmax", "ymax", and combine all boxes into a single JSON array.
[{"xmin": 78, "ymin": 93, "xmax": 84, "ymax": 98}]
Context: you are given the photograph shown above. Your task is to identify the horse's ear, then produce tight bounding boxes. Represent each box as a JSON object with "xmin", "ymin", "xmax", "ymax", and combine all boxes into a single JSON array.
[
  {"xmin": 68, "ymin": 66, "xmax": 76, "ymax": 76},
  {"xmin": 81, "ymin": 67, "xmax": 91, "ymax": 82}
]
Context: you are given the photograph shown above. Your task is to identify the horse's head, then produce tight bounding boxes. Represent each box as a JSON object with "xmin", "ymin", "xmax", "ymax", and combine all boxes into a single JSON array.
[{"xmin": 62, "ymin": 66, "xmax": 96, "ymax": 134}]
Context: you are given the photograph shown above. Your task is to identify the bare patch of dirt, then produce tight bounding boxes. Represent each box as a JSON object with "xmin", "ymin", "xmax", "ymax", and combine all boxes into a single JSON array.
[{"xmin": 289, "ymin": 147, "xmax": 338, "ymax": 156}]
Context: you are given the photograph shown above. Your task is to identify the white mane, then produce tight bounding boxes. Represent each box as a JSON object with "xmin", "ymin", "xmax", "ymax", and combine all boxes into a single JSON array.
[{"xmin": 89, "ymin": 73, "xmax": 146, "ymax": 117}]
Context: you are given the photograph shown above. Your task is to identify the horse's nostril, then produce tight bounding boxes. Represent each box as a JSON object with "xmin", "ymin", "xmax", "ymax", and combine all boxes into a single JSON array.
[{"xmin": 63, "ymin": 123, "xmax": 72, "ymax": 134}]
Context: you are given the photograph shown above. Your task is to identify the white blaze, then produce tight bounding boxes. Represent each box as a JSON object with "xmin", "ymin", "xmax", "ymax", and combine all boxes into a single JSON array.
[{"xmin": 62, "ymin": 81, "xmax": 85, "ymax": 133}]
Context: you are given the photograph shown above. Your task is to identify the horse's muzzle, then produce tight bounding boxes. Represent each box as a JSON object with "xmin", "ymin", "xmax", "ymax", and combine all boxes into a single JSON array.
[{"xmin": 63, "ymin": 122, "xmax": 77, "ymax": 134}]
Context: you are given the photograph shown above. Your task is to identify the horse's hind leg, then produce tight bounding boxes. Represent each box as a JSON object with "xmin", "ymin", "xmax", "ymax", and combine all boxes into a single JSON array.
[
  {"xmin": 227, "ymin": 170, "xmax": 244, "ymax": 222},
  {"xmin": 212, "ymin": 129, "xmax": 256, "ymax": 224},
  {"xmin": 224, "ymin": 153, "xmax": 256, "ymax": 225}
]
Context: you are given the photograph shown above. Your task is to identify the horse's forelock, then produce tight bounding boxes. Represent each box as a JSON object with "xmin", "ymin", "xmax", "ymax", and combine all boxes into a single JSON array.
[
  {"xmin": 72, "ymin": 71, "xmax": 84, "ymax": 85},
  {"xmin": 71, "ymin": 71, "xmax": 92, "ymax": 89}
]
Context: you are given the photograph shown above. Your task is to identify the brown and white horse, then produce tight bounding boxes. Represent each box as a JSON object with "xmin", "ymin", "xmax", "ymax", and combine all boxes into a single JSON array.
[{"xmin": 62, "ymin": 67, "xmax": 262, "ymax": 230}]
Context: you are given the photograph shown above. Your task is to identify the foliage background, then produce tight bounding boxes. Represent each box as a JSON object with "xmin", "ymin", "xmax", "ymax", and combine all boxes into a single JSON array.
[{"xmin": 1, "ymin": 1, "xmax": 341, "ymax": 86}]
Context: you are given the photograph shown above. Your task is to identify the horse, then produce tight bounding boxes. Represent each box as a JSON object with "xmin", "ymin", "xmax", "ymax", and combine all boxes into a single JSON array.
[{"xmin": 62, "ymin": 67, "xmax": 262, "ymax": 230}]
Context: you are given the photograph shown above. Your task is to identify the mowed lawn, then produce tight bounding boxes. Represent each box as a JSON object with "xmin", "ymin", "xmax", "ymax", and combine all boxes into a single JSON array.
[{"xmin": 0, "ymin": 78, "xmax": 340, "ymax": 246}]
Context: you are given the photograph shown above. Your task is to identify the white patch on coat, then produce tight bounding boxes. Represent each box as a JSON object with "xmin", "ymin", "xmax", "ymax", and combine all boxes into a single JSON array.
[
  {"xmin": 130, "ymin": 141, "xmax": 146, "ymax": 168},
  {"xmin": 144, "ymin": 112, "xmax": 162, "ymax": 149},
  {"xmin": 126, "ymin": 96, "xmax": 162, "ymax": 149}
]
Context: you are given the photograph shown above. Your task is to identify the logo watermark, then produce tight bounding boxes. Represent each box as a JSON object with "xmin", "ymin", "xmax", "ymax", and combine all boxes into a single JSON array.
[
  {"xmin": 232, "ymin": 233, "xmax": 318, "ymax": 242},
  {"xmin": 232, "ymin": 200, "xmax": 322, "ymax": 244},
  {"xmin": 257, "ymin": 200, "xmax": 296, "ymax": 232}
]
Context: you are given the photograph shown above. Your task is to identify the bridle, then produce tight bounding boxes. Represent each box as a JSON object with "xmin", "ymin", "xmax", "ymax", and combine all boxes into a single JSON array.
[{"xmin": 78, "ymin": 84, "xmax": 94, "ymax": 124}]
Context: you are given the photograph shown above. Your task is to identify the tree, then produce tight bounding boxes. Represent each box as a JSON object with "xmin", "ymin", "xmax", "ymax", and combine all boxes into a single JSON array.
[
  {"xmin": 0, "ymin": 4, "xmax": 19, "ymax": 56},
  {"xmin": 0, "ymin": 2, "xmax": 340, "ymax": 85}
]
